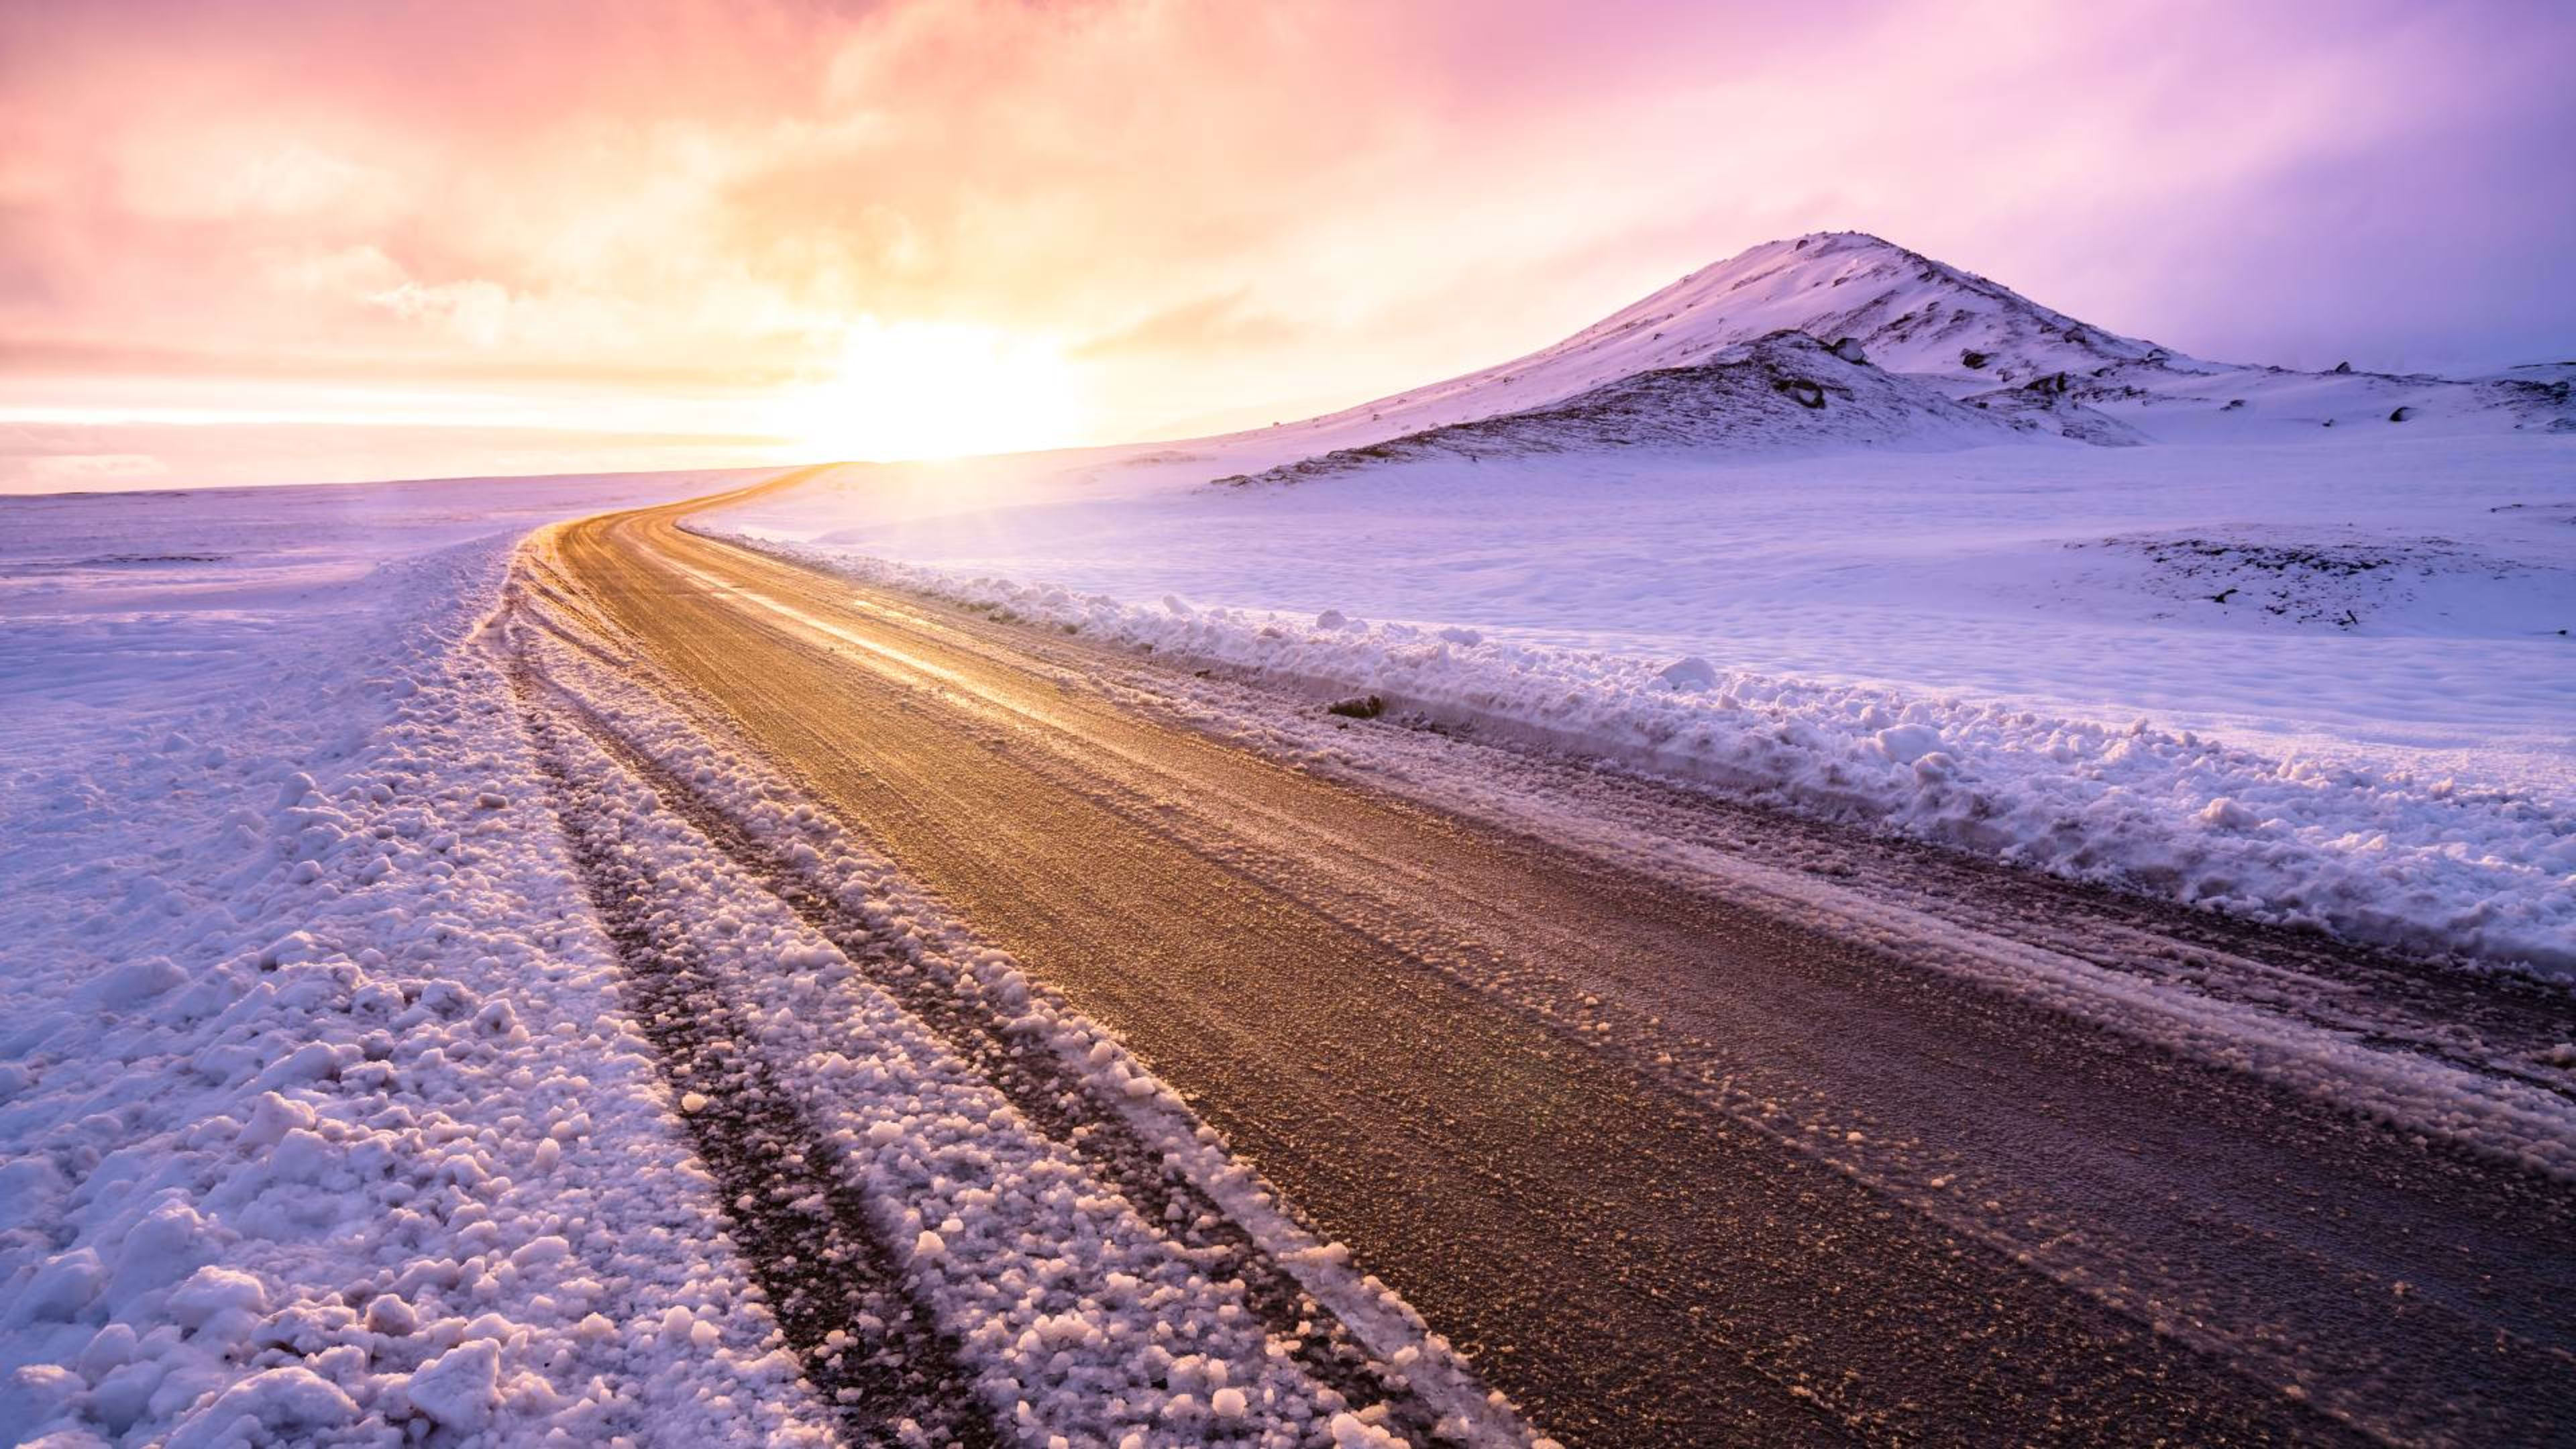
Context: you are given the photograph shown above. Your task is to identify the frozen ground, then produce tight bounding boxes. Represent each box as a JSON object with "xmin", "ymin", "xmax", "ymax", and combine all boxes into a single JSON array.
[{"xmin": 1, "ymin": 472, "xmax": 763, "ymax": 763}]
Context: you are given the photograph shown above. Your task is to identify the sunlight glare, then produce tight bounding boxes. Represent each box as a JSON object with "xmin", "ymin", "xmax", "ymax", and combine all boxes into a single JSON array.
[{"xmin": 776, "ymin": 317, "xmax": 1086, "ymax": 462}]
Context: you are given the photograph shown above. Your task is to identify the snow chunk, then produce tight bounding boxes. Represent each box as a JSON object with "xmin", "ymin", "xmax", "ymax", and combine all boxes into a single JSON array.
[
  {"xmin": 13, "ymin": 1248, "xmax": 105, "ymax": 1323},
  {"xmin": 405, "ymin": 1339, "xmax": 501, "ymax": 1432},
  {"xmin": 1658, "ymin": 656, "xmax": 1718, "ymax": 692},
  {"xmin": 2200, "ymin": 796, "xmax": 2261, "ymax": 830},
  {"xmin": 364, "ymin": 1293, "xmax": 418, "ymax": 1336},
  {"xmin": 1874, "ymin": 723, "xmax": 1943, "ymax": 765},
  {"xmin": 1329, "ymin": 1411, "xmax": 1407, "ymax": 1447},
  {"xmin": 84, "ymin": 955, "xmax": 186, "ymax": 1009},
  {"xmin": 164, "ymin": 1368, "xmax": 358, "ymax": 1449},
  {"xmin": 168, "ymin": 1266, "xmax": 267, "ymax": 1330},
  {"xmin": 235, "ymin": 1091, "xmax": 317, "ymax": 1149}
]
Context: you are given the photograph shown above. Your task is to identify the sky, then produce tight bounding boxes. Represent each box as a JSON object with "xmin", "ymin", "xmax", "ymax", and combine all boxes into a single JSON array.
[{"xmin": 3, "ymin": 0, "xmax": 2572, "ymax": 492}]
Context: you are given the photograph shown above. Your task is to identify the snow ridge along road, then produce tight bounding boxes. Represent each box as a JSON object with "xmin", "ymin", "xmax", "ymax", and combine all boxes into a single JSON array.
[
  {"xmin": 515, "ymin": 678, "xmax": 1003, "ymax": 1448},
  {"xmin": 527, "ymin": 472, "xmax": 2576, "ymax": 1446}
]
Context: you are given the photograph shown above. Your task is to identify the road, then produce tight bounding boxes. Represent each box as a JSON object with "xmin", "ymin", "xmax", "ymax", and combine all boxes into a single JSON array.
[{"xmin": 531, "ymin": 473, "xmax": 2576, "ymax": 1446}]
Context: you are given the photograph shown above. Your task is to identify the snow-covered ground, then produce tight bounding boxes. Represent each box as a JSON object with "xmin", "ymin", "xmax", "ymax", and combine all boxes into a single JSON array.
[
  {"xmin": 0, "ymin": 471, "xmax": 857, "ymax": 1444},
  {"xmin": 705, "ymin": 427, "xmax": 2575, "ymax": 971}
]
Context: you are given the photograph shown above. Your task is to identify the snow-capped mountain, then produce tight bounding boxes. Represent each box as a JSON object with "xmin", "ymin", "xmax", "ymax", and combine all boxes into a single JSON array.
[{"xmin": 1234, "ymin": 231, "xmax": 2571, "ymax": 475}]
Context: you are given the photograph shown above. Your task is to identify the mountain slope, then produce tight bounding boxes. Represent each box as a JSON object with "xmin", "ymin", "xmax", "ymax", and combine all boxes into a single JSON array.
[
  {"xmin": 1233, "ymin": 231, "xmax": 2570, "ymax": 474},
  {"xmin": 1216, "ymin": 331, "xmax": 2065, "ymax": 486},
  {"xmin": 1497, "ymin": 231, "xmax": 2177, "ymax": 384},
  {"xmin": 1263, "ymin": 233, "xmax": 2169, "ymax": 450}
]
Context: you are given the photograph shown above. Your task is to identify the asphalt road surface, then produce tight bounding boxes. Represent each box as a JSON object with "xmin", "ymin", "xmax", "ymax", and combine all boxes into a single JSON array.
[{"xmin": 533, "ymin": 474, "xmax": 2576, "ymax": 1446}]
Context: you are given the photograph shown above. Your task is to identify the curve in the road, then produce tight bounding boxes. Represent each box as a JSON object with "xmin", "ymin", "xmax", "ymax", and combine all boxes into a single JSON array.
[{"xmin": 533, "ymin": 476, "xmax": 2576, "ymax": 1446}]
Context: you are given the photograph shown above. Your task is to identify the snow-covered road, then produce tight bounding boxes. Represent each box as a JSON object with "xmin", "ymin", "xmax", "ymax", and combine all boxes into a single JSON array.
[{"xmin": 521, "ymin": 478, "xmax": 2576, "ymax": 1445}]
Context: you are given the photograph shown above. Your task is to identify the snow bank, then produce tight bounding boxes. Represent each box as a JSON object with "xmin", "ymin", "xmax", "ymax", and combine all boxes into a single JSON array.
[{"xmin": 708, "ymin": 532, "xmax": 2576, "ymax": 975}]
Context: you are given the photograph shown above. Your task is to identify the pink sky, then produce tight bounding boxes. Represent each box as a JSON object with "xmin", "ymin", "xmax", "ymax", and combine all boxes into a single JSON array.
[{"xmin": 4, "ymin": 0, "xmax": 2571, "ymax": 491}]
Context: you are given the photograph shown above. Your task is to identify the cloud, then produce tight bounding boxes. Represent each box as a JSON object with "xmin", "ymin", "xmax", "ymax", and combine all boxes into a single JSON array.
[
  {"xmin": 367, "ymin": 280, "xmax": 517, "ymax": 347},
  {"xmin": 1075, "ymin": 289, "xmax": 1298, "ymax": 358},
  {"xmin": 3, "ymin": 0, "xmax": 2571, "ymax": 480},
  {"xmin": 4, "ymin": 451, "xmax": 172, "ymax": 491}
]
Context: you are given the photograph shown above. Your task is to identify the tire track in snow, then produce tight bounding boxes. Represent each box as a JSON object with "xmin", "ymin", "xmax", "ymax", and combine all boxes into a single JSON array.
[
  {"xmin": 518, "ymin": 674, "xmax": 1006, "ymax": 1449},
  {"xmin": 515, "ymin": 647, "xmax": 1449, "ymax": 1444}
]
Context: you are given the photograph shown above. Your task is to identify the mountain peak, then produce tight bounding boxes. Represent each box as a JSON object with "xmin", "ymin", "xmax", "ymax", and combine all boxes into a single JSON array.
[
  {"xmin": 1281, "ymin": 231, "xmax": 2174, "ymax": 449},
  {"xmin": 1250, "ymin": 230, "xmax": 2571, "ymax": 467},
  {"xmin": 1595, "ymin": 230, "xmax": 2172, "ymax": 379}
]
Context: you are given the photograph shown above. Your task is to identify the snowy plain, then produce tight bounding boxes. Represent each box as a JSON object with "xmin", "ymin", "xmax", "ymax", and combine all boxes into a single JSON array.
[
  {"xmin": 711, "ymin": 433, "xmax": 2575, "ymax": 789},
  {"xmin": 705, "ymin": 425, "xmax": 2576, "ymax": 973}
]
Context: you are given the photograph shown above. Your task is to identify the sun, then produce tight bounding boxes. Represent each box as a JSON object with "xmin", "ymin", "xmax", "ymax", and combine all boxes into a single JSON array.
[{"xmin": 773, "ymin": 317, "xmax": 1087, "ymax": 462}]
